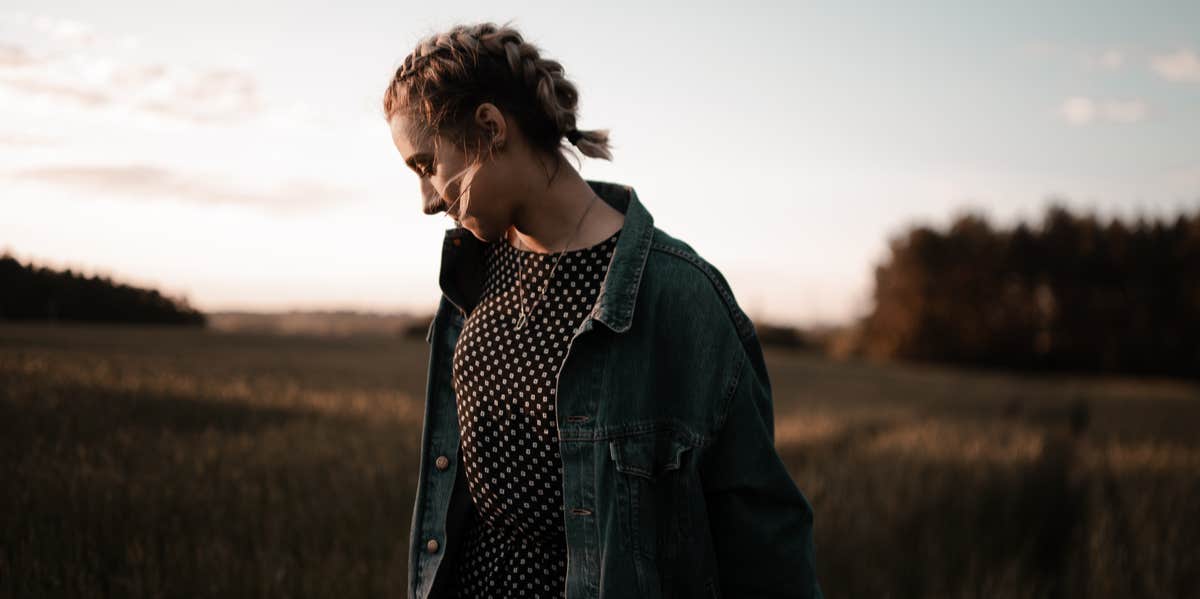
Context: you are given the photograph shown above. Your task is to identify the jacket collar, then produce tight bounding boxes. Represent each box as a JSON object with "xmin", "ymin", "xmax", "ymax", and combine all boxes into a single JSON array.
[{"xmin": 438, "ymin": 178, "xmax": 654, "ymax": 334}]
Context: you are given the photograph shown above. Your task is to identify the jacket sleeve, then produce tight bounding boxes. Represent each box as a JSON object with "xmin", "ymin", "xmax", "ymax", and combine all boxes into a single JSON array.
[{"xmin": 699, "ymin": 341, "xmax": 823, "ymax": 599}]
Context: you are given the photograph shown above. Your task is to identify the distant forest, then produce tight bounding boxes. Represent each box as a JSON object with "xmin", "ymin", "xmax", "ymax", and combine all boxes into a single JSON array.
[
  {"xmin": 5, "ymin": 198, "xmax": 1199, "ymax": 380},
  {"xmin": 0, "ymin": 253, "xmax": 205, "ymax": 326},
  {"xmin": 860, "ymin": 204, "xmax": 1200, "ymax": 379}
]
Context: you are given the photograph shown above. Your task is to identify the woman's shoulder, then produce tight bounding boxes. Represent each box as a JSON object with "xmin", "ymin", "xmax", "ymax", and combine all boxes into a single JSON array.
[{"xmin": 641, "ymin": 227, "xmax": 757, "ymax": 347}]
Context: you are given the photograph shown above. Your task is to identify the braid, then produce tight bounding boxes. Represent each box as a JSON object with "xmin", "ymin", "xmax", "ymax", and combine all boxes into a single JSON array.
[{"xmin": 383, "ymin": 21, "xmax": 613, "ymax": 162}]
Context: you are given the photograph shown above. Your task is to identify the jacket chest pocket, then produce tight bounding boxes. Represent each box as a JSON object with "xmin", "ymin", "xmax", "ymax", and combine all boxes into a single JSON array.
[{"xmin": 608, "ymin": 429, "xmax": 700, "ymax": 598}]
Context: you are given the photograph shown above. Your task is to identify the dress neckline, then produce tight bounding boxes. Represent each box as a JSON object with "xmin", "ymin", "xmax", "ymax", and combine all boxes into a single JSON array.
[{"xmin": 503, "ymin": 228, "xmax": 621, "ymax": 257}]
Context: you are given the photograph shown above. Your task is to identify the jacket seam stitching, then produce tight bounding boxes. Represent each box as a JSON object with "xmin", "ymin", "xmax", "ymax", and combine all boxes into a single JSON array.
[
  {"xmin": 620, "ymin": 224, "xmax": 655, "ymax": 326},
  {"xmin": 712, "ymin": 351, "xmax": 746, "ymax": 433},
  {"xmin": 647, "ymin": 241, "xmax": 754, "ymax": 343}
]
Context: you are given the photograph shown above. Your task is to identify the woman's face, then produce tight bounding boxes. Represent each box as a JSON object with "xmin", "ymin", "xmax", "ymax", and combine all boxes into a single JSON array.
[{"xmin": 388, "ymin": 110, "xmax": 516, "ymax": 243}]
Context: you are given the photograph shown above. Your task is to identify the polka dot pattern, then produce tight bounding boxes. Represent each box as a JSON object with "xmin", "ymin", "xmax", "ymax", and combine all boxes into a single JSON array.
[{"xmin": 450, "ymin": 227, "xmax": 622, "ymax": 598}]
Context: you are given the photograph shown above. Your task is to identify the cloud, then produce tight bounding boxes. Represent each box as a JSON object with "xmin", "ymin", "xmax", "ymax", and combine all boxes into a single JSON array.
[
  {"xmin": 1085, "ymin": 48, "xmax": 1124, "ymax": 70},
  {"xmin": 0, "ymin": 75, "xmax": 111, "ymax": 106},
  {"xmin": 1019, "ymin": 41, "xmax": 1200, "ymax": 83},
  {"xmin": 0, "ymin": 130, "xmax": 58, "ymax": 146},
  {"xmin": 0, "ymin": 56, "xmax": 263, "ymax": 122},
  {"xmin": 0, "ymin": 12, "xmax": 357, "ymax": 132},
  {"xmin": 0, "ymin": 13, "xmax": 262, "ymax": 124},
  {"xmin": 0, "ymin": 42, "xmax": 40, "ymax": 67},
  {"xmin": 133, "ymin": 67, "xmax": 263, "ymax": 124},
  {"xmin": 1019, "ymin": 41, "xmax": 1128, "ymax": 71},
  {"xmin": 8, "ymin": 163, "xmax": 353, "ymax": 213},
  {"xmin": 1059, "ymin": 96, "xmax": 1147, "ymax": 126},
  {"xmin": 1149, "ymin": 48, "xmax": 1200, "ymax": 83},
  {"xmin": 26, "ymin": 13, "xmax": 98, "ymax": 46}
]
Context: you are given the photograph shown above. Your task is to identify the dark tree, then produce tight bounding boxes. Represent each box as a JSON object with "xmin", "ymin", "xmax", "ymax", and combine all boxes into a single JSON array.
[
  {"xmin": 0, "ymin": 253, "xmax": 206, "ymax": 326},
  {"xmin": 860, "ymin": 205, "xmax": 1200, "ymax": 379}
]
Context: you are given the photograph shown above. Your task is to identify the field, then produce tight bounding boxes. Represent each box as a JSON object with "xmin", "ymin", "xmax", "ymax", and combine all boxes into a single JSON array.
[{"xmin": 2, "ymin": 322, "xmax": 1198, "ymax": 598}]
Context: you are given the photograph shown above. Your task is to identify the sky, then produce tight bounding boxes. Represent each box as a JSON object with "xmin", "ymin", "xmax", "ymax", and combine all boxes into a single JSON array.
[{"xmin": 2, "ymin": 0, "xmax": 1198, "ymax": 327}]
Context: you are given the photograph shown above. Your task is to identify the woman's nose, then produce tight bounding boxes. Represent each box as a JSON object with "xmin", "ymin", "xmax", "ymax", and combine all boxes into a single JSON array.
[{"xmin": 420, "ymin": 180, "xmax": 446, "ymax": 215}]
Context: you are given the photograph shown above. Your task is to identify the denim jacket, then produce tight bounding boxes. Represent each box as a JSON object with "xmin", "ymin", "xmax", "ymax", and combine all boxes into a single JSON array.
[{"xmin": 411, "ymin": 179, "xmax": 822, "ymax": 599}]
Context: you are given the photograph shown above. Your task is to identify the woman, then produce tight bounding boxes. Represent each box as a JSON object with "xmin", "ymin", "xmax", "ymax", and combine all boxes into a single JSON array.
[{"xmin": 383, "ymin": 21, "xmax": 822, "ymax": 599}]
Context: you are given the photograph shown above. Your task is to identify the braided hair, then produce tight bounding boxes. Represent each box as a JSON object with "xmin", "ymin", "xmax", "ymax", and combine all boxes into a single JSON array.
[{"xmin": 382, "ymin": 21, "xmax": 613, "ymax": 172}]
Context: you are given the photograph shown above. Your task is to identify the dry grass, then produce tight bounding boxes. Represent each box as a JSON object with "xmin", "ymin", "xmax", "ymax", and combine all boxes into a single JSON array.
[
  {"xmin": 765, "ymin": 350, "xmax": 1200, "ymax": 599},
  {"xmin": 1, "ymin": 323, "xmax": 425, "ymax": 597},
  {"xmin": 2, "ymin": 322, "xmax": 1198, "ymax": 598}
]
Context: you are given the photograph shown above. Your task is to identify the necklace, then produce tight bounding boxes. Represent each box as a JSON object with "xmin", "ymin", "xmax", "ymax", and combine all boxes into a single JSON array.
[{"xmin": 510, "ymin": 193, "xmax": 599, "ymax": 331}]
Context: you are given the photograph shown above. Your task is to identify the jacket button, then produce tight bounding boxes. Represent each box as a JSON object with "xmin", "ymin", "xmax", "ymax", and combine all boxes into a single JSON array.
[
  {"xmin": 426, "ymin": 538, "xmax": 439, "ymax": 553},
  {"xmin": 435, "ymin": 455, "xmax": 450, "ymax": 471}
]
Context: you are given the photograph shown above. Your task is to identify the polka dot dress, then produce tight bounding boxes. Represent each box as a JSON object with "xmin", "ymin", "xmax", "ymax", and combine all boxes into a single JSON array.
[{"xmin": 450, "ymin": 226, "xmax": 621, "ymax": 599}]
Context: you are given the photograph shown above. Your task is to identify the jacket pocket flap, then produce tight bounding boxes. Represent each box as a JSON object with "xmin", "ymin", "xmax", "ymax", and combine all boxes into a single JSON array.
[{"xmin": 608, "ymin": 430, "xmax": 694, "ymax": 479}]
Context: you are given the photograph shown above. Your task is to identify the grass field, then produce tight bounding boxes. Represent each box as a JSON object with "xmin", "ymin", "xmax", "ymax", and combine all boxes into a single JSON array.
[{"xmin": 2, "ymin": 322, "xmax": 1198, "ymax": 598}]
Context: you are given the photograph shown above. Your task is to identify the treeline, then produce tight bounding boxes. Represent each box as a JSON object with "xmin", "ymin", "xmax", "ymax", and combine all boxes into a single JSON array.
[
  {"xmin": 0, "ymin": 253, "xmax": 205, "ymax": 326},
  {"xmin": 860, "ymin": 204, "xmax": 1200, "ymax": 379}
]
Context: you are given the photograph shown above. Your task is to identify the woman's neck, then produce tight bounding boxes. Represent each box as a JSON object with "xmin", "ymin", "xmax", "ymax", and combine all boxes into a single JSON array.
[{"xmin": 506, "ymin": 170, "xmax": 625, "ymax": 254}]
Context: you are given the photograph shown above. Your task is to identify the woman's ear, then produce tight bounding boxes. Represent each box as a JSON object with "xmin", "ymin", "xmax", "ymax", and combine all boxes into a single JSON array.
[{"xmin": 475, "ymin": 102, "xmax": 506, "ymax": 149}]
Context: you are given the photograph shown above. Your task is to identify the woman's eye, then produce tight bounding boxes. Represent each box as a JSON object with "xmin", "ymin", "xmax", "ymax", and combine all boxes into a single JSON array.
[{"xmin": 420, "ymin": 163, "xmax": 435, "ymax": 177}]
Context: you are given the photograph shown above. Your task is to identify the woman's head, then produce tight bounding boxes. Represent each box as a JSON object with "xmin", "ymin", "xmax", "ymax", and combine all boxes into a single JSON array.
[{"xmin": 383, "ymin": 21, "xmax": 612, "ymax": 242}]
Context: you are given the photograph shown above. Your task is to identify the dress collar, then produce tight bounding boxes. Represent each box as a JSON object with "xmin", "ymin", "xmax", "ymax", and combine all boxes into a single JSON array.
[{"xmin": 438, "ymin": 178, "xmax": 654, "ymax": 333}]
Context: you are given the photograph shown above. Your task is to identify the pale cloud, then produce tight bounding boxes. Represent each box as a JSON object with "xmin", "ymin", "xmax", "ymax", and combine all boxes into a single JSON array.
[
  {"xmin": 0, "ymin": 11, "xmax": 141, "ymax": 50},
  {"xmin": 1019, "ymin": 41, "xmax": 1128, "ymax": 72},
  {"xmin": 8, "ymin": 163, "xmax": 354, "ymax": 213},
  {"xmin": 0, "ymin": 52, "xmax": 263, "ymax": 123},
  {"xmin": 0, "ymin": 130, "xmax": 57, "ymax": 146},
  {"xmin": 0, "ymin": 75, "xmax": 111, "ymax": 106},
  {"xmin": 1060, "ymin": 97, "xmax": 1097, "ymax": 125},
  {"xmin": 135, "ymin": 68, "xmax": 263, "ymax": 124},
  {"xmin": 1085, "ymin": 48, "xmax": 1124, "ymax": 70},
  {"xmin": 1099, "ymin": 99, "xmax": 1148, "ymax": 123},
  {"xmin": 26, "ymin": 13, "xmax": 98, "ymax": 46},
  {"xmin": 0, "ymin": 13, "xmax": 263, "ymax": 124},
  {"xmin": 1149, "ymin": 48, "xmax": 1200, "ymax": 83},
  {"xmin": 0, "ymin": 42, "xmax": 39, "ymax": 67},
  {"xmin": 1060, "ymin": 96, "xmax": 1147, "ymax": 126}
]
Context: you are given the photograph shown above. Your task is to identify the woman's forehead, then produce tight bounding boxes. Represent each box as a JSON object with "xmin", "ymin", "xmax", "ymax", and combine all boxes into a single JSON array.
[{"xmin": 388, "ymin": 113, "xmax": 435, "ymax": 156}]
